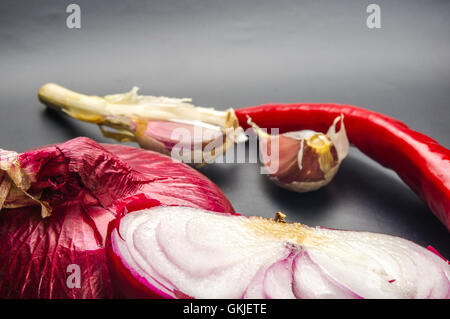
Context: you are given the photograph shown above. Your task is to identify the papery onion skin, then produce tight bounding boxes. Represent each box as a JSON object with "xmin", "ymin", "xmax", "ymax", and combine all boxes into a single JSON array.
[
  {"xmin": 107, "ymin": 205, "xmax": 450, "ymax": 299},
  {"xmin": 0, "ymin": 138, "xmax": 234, "ymax": 298}
]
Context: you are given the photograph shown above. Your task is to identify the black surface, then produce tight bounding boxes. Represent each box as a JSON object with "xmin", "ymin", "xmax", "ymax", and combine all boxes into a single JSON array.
[{"xmin": 0, "ymin": 0, "xmax": 449, "ymax": 257}]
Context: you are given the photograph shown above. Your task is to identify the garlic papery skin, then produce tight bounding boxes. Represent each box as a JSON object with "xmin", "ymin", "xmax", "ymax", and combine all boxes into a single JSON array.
[{"xmin": 247, "ymin": 115, "xmax": 349, "ymax": 192}]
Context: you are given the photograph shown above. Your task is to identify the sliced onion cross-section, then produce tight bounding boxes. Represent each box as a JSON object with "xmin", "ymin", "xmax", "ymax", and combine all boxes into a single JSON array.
[{"xmin": 108, "ymin": 206, "xmax": 450, "ymax": 299}]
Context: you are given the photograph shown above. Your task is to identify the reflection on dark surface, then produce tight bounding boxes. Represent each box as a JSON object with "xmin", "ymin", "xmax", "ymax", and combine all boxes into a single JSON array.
[
  {"xmin": 42, "ymin": 107, "xmax": 98, "ymax": 140},
  {"xmin": 41, "ymin": 106, "xmax": 136, "ymax": 147}
]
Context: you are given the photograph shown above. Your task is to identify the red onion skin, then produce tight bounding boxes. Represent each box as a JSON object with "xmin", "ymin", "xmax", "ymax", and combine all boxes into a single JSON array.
[
  {"xmin": 428, "ymin": 246, "xmax": 450, "ymax": 264},
  {"xmin": 0, "ymin": 206, "xmax": 113, "ymax": 298},
  {"xmin": 106, "ymin": 235, "xmax": 168, "ymax": 299},
  {"xmin": 106, "ymin": 198, "xmax": 233, "ymax": 299},
  {"xmin": 0, "ymin": 138, "xmax": 234, "ymax": 298},
  {"xmin": 105, "ymin": 195, "xmax": 173, "ymax": 299}
]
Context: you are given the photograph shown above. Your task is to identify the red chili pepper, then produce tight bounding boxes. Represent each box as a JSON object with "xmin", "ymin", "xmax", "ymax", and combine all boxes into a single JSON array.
[{"xmin": 235, "ymin": 103, "xmax": 450, "ymax": 231}]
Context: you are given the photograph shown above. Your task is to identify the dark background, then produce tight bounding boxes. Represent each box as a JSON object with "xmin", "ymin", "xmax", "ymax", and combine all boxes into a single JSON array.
[{"xmin": 0, "ymin": 0, "xmax": 449, "ymax": 256}]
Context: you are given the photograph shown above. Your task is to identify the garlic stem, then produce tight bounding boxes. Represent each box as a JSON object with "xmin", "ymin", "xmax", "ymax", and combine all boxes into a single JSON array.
[{"xmin": 38, "ymin": 83, "xmax": 241, "ymax": 132}]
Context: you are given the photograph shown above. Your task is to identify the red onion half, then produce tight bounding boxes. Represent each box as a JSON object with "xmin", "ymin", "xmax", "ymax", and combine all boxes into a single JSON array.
[
  {"xmin": 0, "ymin": 137, "xmax": 233, "ymax": 298},
  {"xmin": 108, "ymin": 205, "xmax": 450, "ymax": 299}
]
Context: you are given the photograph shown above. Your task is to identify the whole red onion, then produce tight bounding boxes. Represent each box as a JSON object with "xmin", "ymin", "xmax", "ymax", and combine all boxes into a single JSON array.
[{"xmin": 0, "ymin": 137, "xmax": 233, "ymax": 298}]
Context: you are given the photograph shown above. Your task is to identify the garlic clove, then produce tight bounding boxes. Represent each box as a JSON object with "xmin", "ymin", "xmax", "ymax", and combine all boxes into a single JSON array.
[{"xmin": 248, "ymin": 115, "xmax": 349, "ymax": 192}]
